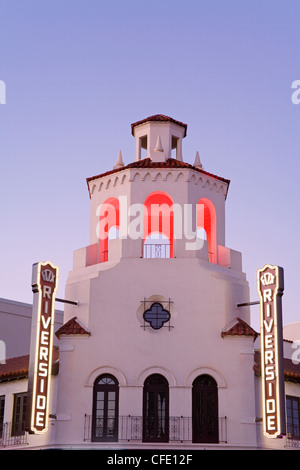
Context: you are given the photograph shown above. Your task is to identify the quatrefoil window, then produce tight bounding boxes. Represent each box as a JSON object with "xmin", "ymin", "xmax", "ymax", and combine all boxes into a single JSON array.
[{"xmin": 143, "ymin": 302, "xmax": 171, "ymax": 330}]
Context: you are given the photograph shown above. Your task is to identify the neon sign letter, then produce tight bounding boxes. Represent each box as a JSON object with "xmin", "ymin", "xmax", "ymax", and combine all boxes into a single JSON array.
[
  {"xmin": 27, "ymin": 261, "xmax": 59, "ymax": 434},
  {"xmin": 257, "ymin": 264, "xmax": 285, "ymax": 438}
]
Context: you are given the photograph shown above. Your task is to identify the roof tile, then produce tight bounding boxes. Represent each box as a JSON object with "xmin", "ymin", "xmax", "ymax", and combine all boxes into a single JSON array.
[
  {"xmin": 55, "ymin": 316, "xmax": 90, "ymax": 339},
  {"xmin": 221, "ymin": 317, "xmax": 258, "ymax": 340},
  {"xmin": 131, "ymin": 114, "xmax": 188, "ymax": 137},
  {"xmin": 254, "ymin": 350, "xmax": 300, "ymax": 382},
  {"xmin": 0, "ymin": 349, "xmax": 59, "ymax": 381}
]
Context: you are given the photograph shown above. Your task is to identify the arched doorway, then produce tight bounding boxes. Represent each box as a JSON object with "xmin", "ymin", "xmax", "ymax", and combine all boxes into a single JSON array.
[
  {"xmin": 91, "ymin": 374, "xmax": 119, "ymax": 442},
  {"xmin": 143, "ymin": 374, "xmax": 169, "ymax": 442},
  {"xmin": 192, "ymin": 374, "xmax": 219, "ymax": 443}
]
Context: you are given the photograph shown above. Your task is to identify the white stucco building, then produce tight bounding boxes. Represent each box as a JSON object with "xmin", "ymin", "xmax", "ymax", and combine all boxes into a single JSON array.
[{"xmin": 1, "ymin": 115, "xmax": 300, "ymax": 450}]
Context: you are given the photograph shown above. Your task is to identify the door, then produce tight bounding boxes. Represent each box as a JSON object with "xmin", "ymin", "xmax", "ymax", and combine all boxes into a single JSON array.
[
  {"xmin": 92, "ymin": 374, "xmax": 119, "ymax": 441},
  {"xmin": 192, "ymin": 374, "xmax": 219, "ymax": 443},
  {"xmin": 143, "ymin": 374, "xmax": 169, "ymax": 442}
]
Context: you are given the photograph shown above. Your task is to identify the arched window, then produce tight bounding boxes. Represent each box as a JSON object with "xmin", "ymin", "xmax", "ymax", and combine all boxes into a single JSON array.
[
  {"xmin": 192, "ymin": 374, "xmax": 219, "ymax": 443},
  {"xmin": 98, "ymin": 197, "xmax": 120, "ymax": 262},
  {"xmin": 143, "ymin": 192, "xmax": 174, "ymax": 258},
  {"xmin": 197, "ymin": 198, "xmax": 217, "ymax": 263},
  {"xmin": 92, "ymin": 374, "xmax": 119, "ymax": 442},
  {"xmin": 143, "ymin": 374, "xmax": 169, "ymax": 442}
]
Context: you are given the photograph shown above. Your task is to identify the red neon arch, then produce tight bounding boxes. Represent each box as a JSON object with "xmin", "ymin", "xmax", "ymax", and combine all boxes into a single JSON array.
[
  {"xmin": 143, "ymin": 192, "xmax": 174, "ymax": 258},
  {"xmin": 197, "ymin": 198, "xmax": 217, "ymax": 263},
  {"xmin": 98, "ymin": 197, "xmax": 120, "ymax": 262}
]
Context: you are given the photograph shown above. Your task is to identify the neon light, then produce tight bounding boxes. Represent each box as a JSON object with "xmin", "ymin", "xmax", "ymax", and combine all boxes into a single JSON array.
[
  {"xmin": 143, "ymin": 192, "xmax": 174, "ymax": 258},
  {"xmin": 197, "ymin": 198, "xmax": 217, "ymax": 264},
  {"xmin": 257, "ymin": 264, "xmax": 285, "ymax": 439},
  {"xmin": 27, "ymin": 261, "xmax": 59, "ymax": 434}
]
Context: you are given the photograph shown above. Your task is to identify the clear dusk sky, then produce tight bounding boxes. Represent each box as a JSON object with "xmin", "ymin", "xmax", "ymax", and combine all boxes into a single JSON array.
[{"xmin": 0, "ymin": 0, "xmax": 299, "ymax": 332}]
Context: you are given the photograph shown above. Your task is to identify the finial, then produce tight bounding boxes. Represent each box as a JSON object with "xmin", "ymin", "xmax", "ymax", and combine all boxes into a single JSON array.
[
  {"xmin": 154, "ymin": 135, "xmax": 164, "ymax": 152},
  {"xmin": 194, "ymin": 151, "xmax": 203, "ymax": 169},
  {"xmin": 114, "ymin": 150, "xmax": 124, "ymax": 169}
]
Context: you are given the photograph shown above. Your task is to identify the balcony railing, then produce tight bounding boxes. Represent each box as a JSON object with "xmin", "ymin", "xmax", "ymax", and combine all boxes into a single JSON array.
[
  {"xmin": 2, "ymin": 415, "xmax": 299, "ymax": 448},
  {"xmin": 143, "ymin": 243, "xmax": 171, "ymax": 259},
  {"xmin": 0, "ymin": 422, "xmax": 28, "ymax": 447},
  {"xmin": 286, "ymin": 425, "xmax": 300, "ymax": 448},
  {"xmin": 84, "ymin": 415, "xmax": 227, "ymax": 444}
]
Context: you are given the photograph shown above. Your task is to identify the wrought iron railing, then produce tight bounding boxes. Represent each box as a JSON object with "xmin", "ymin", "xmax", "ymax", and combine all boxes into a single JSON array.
[
  {"xmin": 286, "ymin": 424, "xmax": 300, "ymax": 448},
  {"xmin": 0, "ymin": 422, "xmax": 28, "ymax": 447},
  {"xmin": 84, "ymin": 415, "xmax": 227, "ymax": 443},
  {"xmin": 143, "ymin": 243, "xmax": 171, "ymax": 259},
  {"xmin": 1, "ymin": 415, "xmax": 299, "ymax": 447}
]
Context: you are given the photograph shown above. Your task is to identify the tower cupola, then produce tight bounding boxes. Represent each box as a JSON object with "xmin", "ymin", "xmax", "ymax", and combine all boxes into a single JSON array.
[{"xmin": 131, "ymin": 114, "xmax": 187, "ymax": 163}]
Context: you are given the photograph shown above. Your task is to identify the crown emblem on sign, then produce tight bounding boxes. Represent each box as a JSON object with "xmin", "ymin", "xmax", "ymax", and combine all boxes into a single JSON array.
[
  {"xmin": 260, "ymin": 272, "xmax": 275, "ymax": 286},
  {"xmin": 41, "ymin": 269, "xmax": 55, "ymax": 283}
]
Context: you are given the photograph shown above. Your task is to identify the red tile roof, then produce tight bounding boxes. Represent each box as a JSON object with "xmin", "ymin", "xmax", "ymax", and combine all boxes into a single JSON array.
[
  {"xmin": 221, "ymin": 317, "xmax": 258, "ymax": 340},
  {"xmin": 254, "ymin": 350, "xmax": 300, "ymax": 382},
  {"xmin": 131, "ymin": 114, "xmax": 188, "ymax": 137},
  {"xmin": 0, "ymin": 349, "xmax": 59, "ymax": 382},
  {"xmin": 86, "ymin": 157, "xmax": 230, "ymax": 197},
  {"xmin": 55, "ymin": 316, "xmax": 90, "ymax": 339}
]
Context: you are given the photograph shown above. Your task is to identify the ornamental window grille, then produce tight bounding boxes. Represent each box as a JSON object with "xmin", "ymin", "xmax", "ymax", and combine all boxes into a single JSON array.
[{"xmin": 141, "ymin": 299, "xmax": 173, "ymax": 330}]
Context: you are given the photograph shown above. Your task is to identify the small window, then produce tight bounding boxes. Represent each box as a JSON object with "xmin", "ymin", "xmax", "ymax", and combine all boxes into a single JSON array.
[
  {"xmin": 143, "ymin": 302, "xmax": 170, "ymax": 330},
  {"xmin": 140, "ymin": 135, "xmax": 148, "ymax": 159},
  {"xmin": 171, "ymin": 135, "xmax": 179, "ymax": 159},
  {"xmin": 12, "ymin": 393, "xmax": 27, "ymax": 436},
  {"xmin": 286, "ymin": 396, "xmax": 300, "ymax": 440}
]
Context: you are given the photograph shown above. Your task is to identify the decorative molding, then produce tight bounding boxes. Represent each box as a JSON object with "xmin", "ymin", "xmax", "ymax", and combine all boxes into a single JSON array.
[
  {"xmin": 89, "ymin": 167, "xmax": 227, "ymax": 196},
  {"xmin": 136, "ymin": 366, "xmax": 177, "ymax": 387},
  {"xmin": 84, "ymin": 366, "xmax": 127, "ymax": 387},
  {"xmin": 185, "ymin": 367, "xmax": 227, "ymax": 388}
]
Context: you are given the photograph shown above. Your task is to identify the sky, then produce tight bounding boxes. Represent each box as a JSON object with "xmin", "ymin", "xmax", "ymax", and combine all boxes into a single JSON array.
[{"xmin": 0, "ymin": 0, "xmax": 299, "ymax": 332}]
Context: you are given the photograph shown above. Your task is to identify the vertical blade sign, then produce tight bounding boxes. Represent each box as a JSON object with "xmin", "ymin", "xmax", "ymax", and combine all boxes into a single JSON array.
[
  {"xmin": 257, "ymin": 264, "xmax": 285, "ymax": 438},
  {"xmin": 27, "ymin": 261, "xmax": 59, "ymax": 434}
]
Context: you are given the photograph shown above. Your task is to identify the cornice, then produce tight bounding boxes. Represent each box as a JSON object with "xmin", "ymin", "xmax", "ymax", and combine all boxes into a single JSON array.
[{"xmin": 87, "ymin": 161, "xmax": 229, "ymax": 199}]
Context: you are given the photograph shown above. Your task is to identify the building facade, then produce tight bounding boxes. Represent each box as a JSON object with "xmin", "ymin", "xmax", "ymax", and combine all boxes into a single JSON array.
[{"xmin": 1, "ymin": 115, "xmax": 300, "ymax": 450}]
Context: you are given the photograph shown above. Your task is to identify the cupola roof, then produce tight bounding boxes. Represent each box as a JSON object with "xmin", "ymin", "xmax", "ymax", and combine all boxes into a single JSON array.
[{"xmin": 131, "ymin": 114, "xmax": 187, "ymax": 137}]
